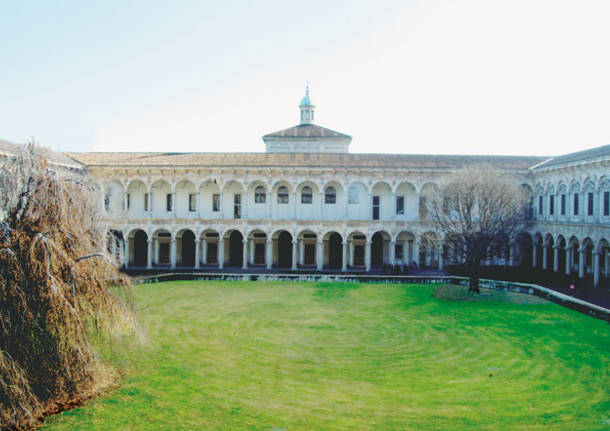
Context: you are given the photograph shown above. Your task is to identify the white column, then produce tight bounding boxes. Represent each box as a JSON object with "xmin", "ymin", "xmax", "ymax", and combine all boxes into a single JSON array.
[
  {"xmin": 242, "ymin": 239, "xmax": 248, "ymax": 270},
  {"xmin": 124, "ymin": 191, "xmax": 129, "ymax": 212},
  {"xmin": 542, "ymin": 245, "xmax": 548, "ymax": 270},
  {"xmin": 124, "ymin": 237, "xmax": 130, "ymax": 269},
  {"xmin": 201, "ymin": 238, "xmax": 207, "ymax": 265},
  {"xmin": 438, "ymin": 243, "xmax": 444, "ymax": 271},
  {"xmin": 218, "ymin": 239, "xmax": 224, "ymax": 269},
  {"xmin": 194, "ymin": 238, "xmax": 200, "ymax": 269},
  {"xmin": 404, "ymin": 240, "xmax": 410, "ymax": 265},
  {"xmin": 292, "ymin": 192, "xmax": 297, "ymax": 219},
  {"xmin": 147, "ymin": 238, "xmax": 152, "ymax": 269},
  {"xmin": 605, "ymin": 250, "xmax": 610, "ymax": 278},
  {"xmin": 266, "ymin": 239, "xmax": 272, "ymax": 269},
  {"xmin": 414, "ymin": 240, "xmax": 420, "ymax": 267},
  {"xmin": 509, "ymin": 244, "xmax": 515, "ymax": 267},
  {"xmin": 349, "ymin": 241, "xmax": 354, "ymax": 267},
  {"xmin": 319, "ymin": 192, "xmax": 324, "ymax": 220},
  {"xmin": 341, "ymin": 241, "xmax": 347, "ymax": 272},
  {"xmin": 565, "ymin": 246, "xmax": 572, "ymax": 275},
  {"xmin": 154, "ymin": 238, "xmax": 159, "ymax": 265},
  {"xmin": 299, "ymin": 240, "xmax": 304, "ymax": 266},
  {"xmin": 170, "ymin": 238, "xmax": 176, "ymax": 269},
  {"xmin": 196, "ymin": 191, "xmax": 201, "ymax": 218},
  {"xmin": 243, "ymin": 191, "xmax": 248, "ymax": 219},
  {"xmin": 173, "ymin": 192, "xmax": 177, "ymax": 217},
  {"xmin": 148, "ymin": 191, "xmax": 153, "ymax": 217},
  {"xmin": 532, "ymin": 245, "xmax": 538, "ymax": 268},
  {"xmin": 249, "ymin": 240, "xmax": 255, "ymax": 265},
  {"xmin": 553, "ymin": 246, "xmax": 559, "ymax": 272},
  {"xmin": 219, "ymin": 191, "xmax": 224, "ymax": 219},
  {"xmin": 392, "ymin": 192, "xmax": 397, "ymax": 220},
  {"xmin": 389, "ymin": 240, "xmax": 396, "ymax": 265},
  {"xmin": 292, "ymin": 240, "xmax": 298, "ymax": 270},
  {"xmin": 316, "ymin": 239, "xmax": 323, "ymax": 271},
  {"xmin": 578, "ymin": 248, "xmax": 585, "ymax": 278},
  {"xmin": 365, "ymin": 240, "xmax": 371, "ymax": 271},
  {"xmin": 593, "ymin": 251, "xmax": 600, "ymax": 287},
  {"xmin": 267, "ymin": 192, "xmax": 273, "ymax": 218}
]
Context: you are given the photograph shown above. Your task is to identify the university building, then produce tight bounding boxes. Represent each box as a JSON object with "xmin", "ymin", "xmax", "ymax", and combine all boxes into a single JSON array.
[{"xmin": 2, "ymin": 88, "xmax": 609, "ymax": 287}]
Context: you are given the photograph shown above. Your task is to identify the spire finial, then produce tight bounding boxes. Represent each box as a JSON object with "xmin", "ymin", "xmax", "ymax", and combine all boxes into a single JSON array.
[{"xmin": 305, "ymin": 81, "xmax": 310, "ymax": 97}]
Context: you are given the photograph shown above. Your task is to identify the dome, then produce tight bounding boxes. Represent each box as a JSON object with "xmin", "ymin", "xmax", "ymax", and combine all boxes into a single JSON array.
[{"xmin": 299, "ymin": 94, "xmax": 312, "ymax": 107}]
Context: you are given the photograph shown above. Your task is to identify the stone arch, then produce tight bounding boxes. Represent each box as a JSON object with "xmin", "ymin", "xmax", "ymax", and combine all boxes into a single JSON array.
[
  {"xmin": 515, "ymin": 231, "xmax": 533, "ymax": 267},
  {"xmin": 371, "ymin": 181, "xmax": 392, "ymax": 220},
  {"xmin": 151, "ymin": 179, "xmax": 172, "ymax": 215},
  {"xmin": 297, "ymin": 229, "xmax": 318, "ymax": 267},
  {"xmin": 346, "ymin": 231, "xmax": 367, "ymax": 268},
  {"xmin": 151, "ymin": 228, "xmax": 172, "ymax": 266},
  {"xmin": 323, "ymin": 231, "xmax": 343, "ymax": 269},
  {"xmin": 395, "ymin": 231, "xmax": 416, "ymax": 266},
  {"xmin": 370, "ymin": 230, "xmax": 391, "ymax": 267},
  {"xmin": 104, "ymin": 180, "xmax": 124, "ymax": 215},
  {"xmin": 271, "ymin": 230, "xmax": 293, "ymax": 268},
  {"xmin": 177, "ymin": 228, "xmax": 196, "ymax": 267},
  {"xmin": 126, "ymin": 179, "xmax": 147, "ymax": 215},
  {"xmin": 200, "ymin": 229, "xmax": 220, "ymax": 265},
  {"xmin": 395, "ymin": 181, "xmax": 417, "ymax": 220},
  {"xmin": 223, "ymin": 180, "xmax": 245, "ymax": 219},
  {"xmin": 223, "ymin": 229, "xmax": 244, "ymax": 267},
  {"xmin": 346, "ymin": 181, "xmax": 368, "ymax": 220},
  {"xmin": 176, "ymin": 179, "xmax": 197, "ymax": 216},
  {"xmin": 247, "ymin": 229, "xmax": 268, "ymax": 266},
  {"xmin": 420, "ymin": 231, "xmax": 439, "ymax": 268},
  {"xmin": 127, "ymin": 228, "xmax": 148, "ymax": 267},
  {"xmin": 419, "ymin": 183, "xmax": 439, "ymax": 220}
]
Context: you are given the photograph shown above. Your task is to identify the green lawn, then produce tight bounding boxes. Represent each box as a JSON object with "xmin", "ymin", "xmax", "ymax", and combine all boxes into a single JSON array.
[{"xmin": 43, "ymin": 281, "xmax": 610, "ymax": 431}]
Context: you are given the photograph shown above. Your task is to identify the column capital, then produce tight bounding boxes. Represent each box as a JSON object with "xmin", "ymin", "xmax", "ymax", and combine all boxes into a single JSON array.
[
  {"xmin": 292, "ymin": 239, "xmax": 298, "ymax": 245},
  {"xmin": 266, "ymin": 238, "xmax": 273, "ymax": 244},
  {"xmin": 242, "ymin": 239, "xmax": 248, "ymax": 244},
  {"xmin": 195, "ymin": 237, "xmax": 201, "ymax": 243}
]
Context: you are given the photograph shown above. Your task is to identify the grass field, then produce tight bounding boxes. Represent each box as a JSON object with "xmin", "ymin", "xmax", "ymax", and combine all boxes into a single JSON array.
[{"xmin": 43, "ymin": 281, "xmax": 610, "ymax": 430}]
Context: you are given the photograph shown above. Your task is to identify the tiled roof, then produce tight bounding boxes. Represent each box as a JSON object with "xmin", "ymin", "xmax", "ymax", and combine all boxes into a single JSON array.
[
  {"xmin": 534, "ymin": 144, "xmax": 610, "ymax": 169},
  {"xmin": 263, "ymin": 124, "xmax": 351, "ymax": 139},
  {"xmin": 65, "ymin": 151, "xmax": 546, "ymax": 170}
]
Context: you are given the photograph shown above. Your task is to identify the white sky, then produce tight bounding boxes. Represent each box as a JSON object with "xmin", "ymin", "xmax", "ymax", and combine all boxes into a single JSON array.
[{"xmin": 1, "ymin": 0, "xmax": 609, "ymax": 156}]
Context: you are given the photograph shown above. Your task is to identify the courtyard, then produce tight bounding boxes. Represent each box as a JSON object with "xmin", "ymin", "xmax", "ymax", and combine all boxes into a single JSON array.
[{"xmin": 43, "ymin": 281, "xmax": 609, "ymax": 430}]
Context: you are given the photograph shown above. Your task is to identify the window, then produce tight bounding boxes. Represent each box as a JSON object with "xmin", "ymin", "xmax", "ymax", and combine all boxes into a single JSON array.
[
  {"xmin": 348, "ymin": 186, "xmax": 359, "ymax": 204},
  {"xmin": 166, "ymin": 193, "xmax": 173, "ymax": 212},
  {"xmin": 255, "ymin": 186, "xmax": 266, "ymax": 203},
  {"xmin": 587, "ymin": 192, "xmax": 594, "ymax": 216},
  {"xmin": 104, "ymin": 194, "xmax": 110, "ymax": 211},
  {"xmin": 212, "ymin": 193, "xmax": 220, "ymax": 212},
  {"xmin": 301, "ymin": 186, "xmax": 312, "ymax": 204},
  {"xmin": 189, "ymin": 193, "xmax": 196, "ymax": 212},
  {"xmin": 573, "ymin": 193, "xmax": 579, "ymax": 216},
  {"xmin": 560, "ymin": 194, "xmax": 566, "ymax": 216},
  {"xmin": 144, "ymin": 193, "xmax": 149, "ymax": 211},
  {"xmin": 395, "ymin": 243, "xmax": 403, "ymax": 259},
  {"xmin": 604, "ymin": 191, "xmax": 609, "ymax": 217},
  {"xmin": 373, "ymin": 195, "xmax": 380, "ymax": 220},
  {"xmin": 234, "ymin": 194, "xmax": 241, "ymax": 219},
  {"xmin": 277, "ymin": 186, "xmax": 289, "ymax": 204},
  {"xmin": 538, "ymin": 196, "xmax": 543, "ymax": 215},
  {"xmin": 396, "ymin": 196, "xmax": 404, "ymax": 215},
  {"xmin": 126, "ymin": 193, "xmax": 130, "ymax": 210},
  {"xmin": 325, "ymin": 187, "xmax": 336, "ymax": 204},
  {"xmin": 549, "ymin": 195, "xmax": 554, "ymax": 216}
]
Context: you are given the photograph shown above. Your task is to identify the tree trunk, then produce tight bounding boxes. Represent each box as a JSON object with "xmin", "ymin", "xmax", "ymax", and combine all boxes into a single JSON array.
[{"xmin": 468, "ymin": 260, "xmax": 481, "ymax": 294}]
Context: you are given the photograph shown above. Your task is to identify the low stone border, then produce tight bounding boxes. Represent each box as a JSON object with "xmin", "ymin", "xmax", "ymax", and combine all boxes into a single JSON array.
[{"xmin": 136, "ymin": 272, "xmax": 610, "ymax": 322}]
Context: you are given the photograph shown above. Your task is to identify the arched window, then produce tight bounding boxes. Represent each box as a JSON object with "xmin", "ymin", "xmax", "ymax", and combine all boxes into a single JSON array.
[
  {"xmin": 277, "ymin": 186, "xmax": 289, "ymax": 204},
  {"xmin": 301, "ymin": 186, "xmax": 312, "ymax": 204},
  {"xmin": 348, "ymin": 186, "xmax": 359, "ymax": 204},
  {"xmin": 255, "ymin": 186, "xmax": 266, "ymax": 203},
  {"xmin": 325, "ymin": 186, "xmax": 336, "ymax": 204}
]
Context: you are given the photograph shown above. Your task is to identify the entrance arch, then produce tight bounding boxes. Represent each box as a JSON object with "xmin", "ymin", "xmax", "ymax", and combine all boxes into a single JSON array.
[
  {"xmin": 180, "ymin": 230, "xmax": 196, "ymax": 267},
  {"xmin": 276, "ymin": 231, "xmax": 293, "ymax": 268},
  {"xmin": 132, "ymin": 229, "xmax": 148, "ymax": 267},
  {"xmin": 228, "ymin": 230, "xmax": 243, "ymax": 267},
  {"xmin": 327, "ymin": 232, "xmax": 343, "ymax": 269},
  {"xmin": 371, "ymin": 232, "xmax": 385, "ymax": 267}
]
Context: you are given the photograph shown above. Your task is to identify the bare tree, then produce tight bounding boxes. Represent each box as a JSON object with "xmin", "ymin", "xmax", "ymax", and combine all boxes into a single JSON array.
[{"xmin": 426, "ymin": 165, "xmax": 525, "ymax": 293}]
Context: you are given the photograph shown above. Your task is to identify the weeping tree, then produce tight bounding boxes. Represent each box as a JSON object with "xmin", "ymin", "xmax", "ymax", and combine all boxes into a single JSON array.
[
  {"xmin": 0, "ymin": 143, "xmax": 137, "ymax": 430},
  {"xmin": 426, "ymin": 165, "xmax": 526, "ymax": 293}
]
